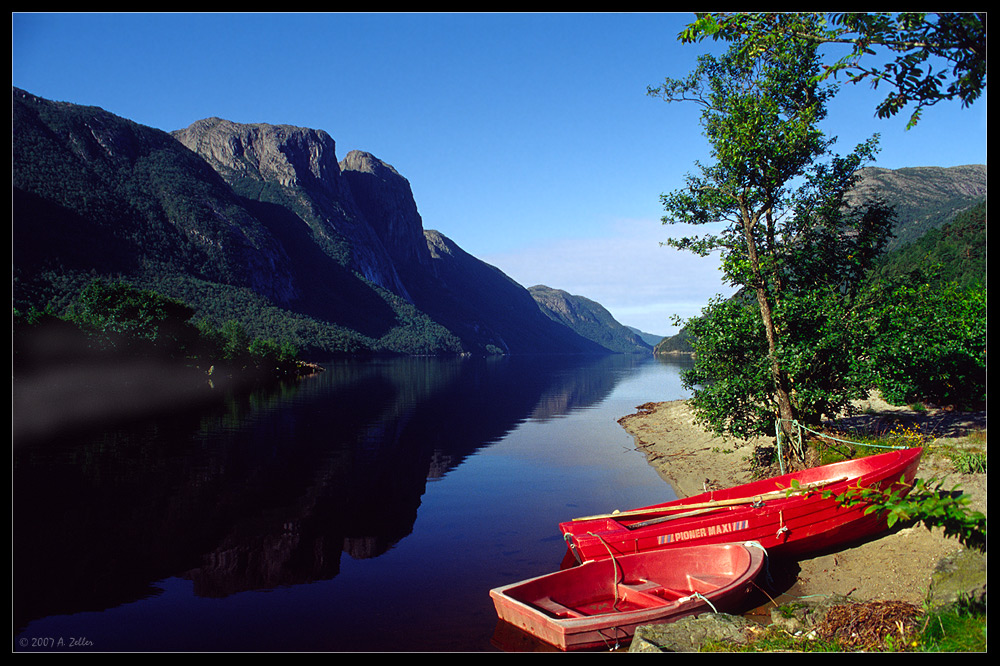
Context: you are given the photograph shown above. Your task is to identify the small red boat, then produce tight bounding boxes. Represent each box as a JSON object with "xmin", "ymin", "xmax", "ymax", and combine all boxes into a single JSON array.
[
  {"xmin": 560, "ymin": 447, "xmax": 922, "ymax": 564},
  {"xmin": 490, "ymin": 541, "xmax": 766, "ymax": 651}
]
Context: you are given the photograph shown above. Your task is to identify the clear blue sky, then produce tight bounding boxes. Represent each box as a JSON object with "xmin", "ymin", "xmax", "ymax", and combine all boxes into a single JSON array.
[{"xmin": 13, "ymin": 12, "xmax": 987, "ymax": 335}]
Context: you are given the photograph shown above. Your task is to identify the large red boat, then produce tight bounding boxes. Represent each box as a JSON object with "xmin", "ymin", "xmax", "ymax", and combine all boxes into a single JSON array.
[
  {"xmin": 490, "ymin": 541, "xmax": 766, "ymax": 651},
  {"xmin": 560, "ymin": 447, "xmax": 922, "ymax": 564}
]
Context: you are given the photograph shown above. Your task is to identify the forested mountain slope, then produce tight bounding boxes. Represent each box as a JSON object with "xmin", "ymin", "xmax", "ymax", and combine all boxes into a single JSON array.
[{"xmin": 13, "ymin": 88, "xmax": 612, "ymax": 358}]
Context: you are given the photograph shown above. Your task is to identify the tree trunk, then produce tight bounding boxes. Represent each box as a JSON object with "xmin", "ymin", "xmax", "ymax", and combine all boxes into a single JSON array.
[
  {"xmin": 754, "ymin": 285, "xmax": 797, "ymax": 439},
  {"xmin": 742, "ymin": 213, "xmax": 798, "ymax": 448}
]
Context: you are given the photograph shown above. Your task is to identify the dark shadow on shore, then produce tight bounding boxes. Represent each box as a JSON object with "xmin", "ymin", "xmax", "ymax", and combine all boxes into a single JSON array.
[{"xmin": 831, "ymin": 407, "xmax": 986, "ymax": 441}]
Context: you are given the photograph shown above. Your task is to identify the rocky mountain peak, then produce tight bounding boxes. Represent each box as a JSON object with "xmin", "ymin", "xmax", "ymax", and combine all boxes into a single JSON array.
[
  {"xmin": 172, "ymin": 117, "xmax": 348, "ymax": 196},
  {"xmin": 173, "ymin": 118, "xmax": 416, "ymax": 298},
  {"xmin": 339, "ymin": 150, "xmax": 431, "ymax": 269}
]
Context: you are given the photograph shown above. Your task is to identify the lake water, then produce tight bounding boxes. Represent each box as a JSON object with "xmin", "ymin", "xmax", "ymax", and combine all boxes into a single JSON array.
[{"xmin": 13, "ymin": 354, "xmax": 694, "ymax": 652}]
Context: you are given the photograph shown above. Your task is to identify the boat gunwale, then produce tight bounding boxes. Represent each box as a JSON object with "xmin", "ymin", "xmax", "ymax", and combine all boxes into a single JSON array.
[
  {"xmin": 559, "ymin": 448, "xmax": 923, "ymax": 561},
  {"xmin": 489, "ymin": 541, "xmax": 767, "ymax": 650}
]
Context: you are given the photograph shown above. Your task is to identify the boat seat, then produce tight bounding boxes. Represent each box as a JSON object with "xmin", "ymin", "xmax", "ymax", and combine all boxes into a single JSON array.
[
  {"xmin": 686, "ymin": 573, "xmax": 729, "ymax": 592},
  {"xmin": 531, "ymin": 596, "xmax": 586, "ymax": 619},
  {"xmin": 618, "ymin": 579, "xmax": 661, "ymax": 592},
  {"xmin": 617, "ymin": 580, "xmax": 685, "ymax": 603}
]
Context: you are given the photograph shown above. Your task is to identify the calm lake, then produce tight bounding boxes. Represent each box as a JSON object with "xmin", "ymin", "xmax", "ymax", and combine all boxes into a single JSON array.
[{"xmin": 14, "ymin": 354, "xmax": 694, "ymax": 652}]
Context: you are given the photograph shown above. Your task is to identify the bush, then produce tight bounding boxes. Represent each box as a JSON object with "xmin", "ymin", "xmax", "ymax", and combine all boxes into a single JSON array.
[{"xmin": 863, "ymin": 281, "xmax": 986, "ymax": 409}]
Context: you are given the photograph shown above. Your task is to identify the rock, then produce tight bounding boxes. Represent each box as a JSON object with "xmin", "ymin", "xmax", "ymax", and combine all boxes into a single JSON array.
[
  {"xmin": 768, "ymin": 594, "xmax": 854, "ymax": 637},
  {"xmin": 927, "ymin": 548, "xmax": 987, "ymax": 610},
  {"xmin": 628, "ymin": 613, "xmax": 754, "ymax": 652},
  {"xmin": 339, "ymin": 150, "xmax": 432, "ymax": 271},
  {"xmin": 173, "ymin": 117, "xmax": 413, "ymax": 299}
]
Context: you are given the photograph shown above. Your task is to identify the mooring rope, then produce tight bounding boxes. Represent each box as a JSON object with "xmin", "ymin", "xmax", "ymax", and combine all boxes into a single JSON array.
[
  {"xmin": 588, "ymin": 531, "xmax": 624, "ymax": 611},
  {"xmin": 775, "ymin": 418, "xmax": 909, "ymax": 474}
]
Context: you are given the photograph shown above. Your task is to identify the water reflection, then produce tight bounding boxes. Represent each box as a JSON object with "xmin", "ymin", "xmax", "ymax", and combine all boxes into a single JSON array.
[{"xmin": 13, "ymin": 354, "xmax": 691, "ymax": 650}]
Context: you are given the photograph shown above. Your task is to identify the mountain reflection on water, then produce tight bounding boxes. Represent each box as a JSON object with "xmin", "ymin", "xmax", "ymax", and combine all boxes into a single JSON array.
[{"xmin": 13, "ymin": 354, "xmax": 692, "ymax": 651}]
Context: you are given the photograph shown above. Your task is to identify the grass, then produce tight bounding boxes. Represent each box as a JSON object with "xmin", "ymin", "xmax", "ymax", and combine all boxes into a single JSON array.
[
  {"xmin": 951, "ymin": 450, "xmax": 987, "ymax": 474},
  {"xmin": 701, "ymin": 625, "xmax": 844, "ymax": 652},
  {"xmin": 700, "ymin": 599, "xmax": 986, "ymax": 652},
  {"xmin": 916, "ymin": 599, "xmax": 988, "ymax": 652}
]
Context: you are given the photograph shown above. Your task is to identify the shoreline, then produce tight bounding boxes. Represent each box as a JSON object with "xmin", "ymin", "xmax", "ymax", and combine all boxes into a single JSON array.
[{"xmin": 617, "ymin": 398, "xmax": 987, "ymax": 606}]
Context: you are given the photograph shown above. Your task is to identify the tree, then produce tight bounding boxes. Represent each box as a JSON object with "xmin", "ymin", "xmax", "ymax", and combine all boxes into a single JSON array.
[
  {"xmin": 680, "ymin": 12, "xmax": 986, "ymax": 128},
  {"xmin": 651, "ymin": 19, "xmax": 894, "ymax": 444},
  {"xmin": 862, "ymin": 279, "xmax": 986, "ymax": 409},
  {"xmin": 72, "ymin": 279, "xmax": 199, "ymax": 357}
]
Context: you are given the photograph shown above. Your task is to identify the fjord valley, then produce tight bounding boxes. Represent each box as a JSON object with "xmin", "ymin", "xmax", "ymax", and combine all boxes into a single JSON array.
[
  {"xmin": 11, "ymin": 84, "xmax": 987, "ymax": 653},
  {"xmin": 13, "ymin": 88, "xmax": 647, "ymax": 367},
  {"xmin": 13, "ymin": 86, "xmax": 987, "ymax": 446},
  {"xmin": 14, "ymin": 87, "xmax": 985, "ymax": 370}
]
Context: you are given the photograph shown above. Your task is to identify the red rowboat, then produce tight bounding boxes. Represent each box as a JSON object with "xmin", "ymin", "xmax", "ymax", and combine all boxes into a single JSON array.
[
  {"xmin": 490, "ymin": 541, "xmax": 766, "ymax": 651},
  {"xmin": 560, "ymin": 447, "xmax": 922, "ymax": 564}
]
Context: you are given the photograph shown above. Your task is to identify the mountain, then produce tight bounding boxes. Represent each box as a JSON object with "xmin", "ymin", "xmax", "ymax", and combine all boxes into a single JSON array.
[
  {"xmin": 653, "ymin": 327, "xmax": 696, "ymax": 356},
  {"xmin": 12, "ymin": 90, "xmax": 299, "ymax": 307},
  {"xmin": 626, "ymin": 326, "xmax": 666, "ymax": 348},
  {"xmin": 848, "ymin": 164, "xmax": 987, "ymax": 250},
  {"xmin": 12, "ymin": 88, "xmax": 612, "ymax": 358},
  {"xmin": 529, "ymin": 286, "xmax": 652, "ymax": 354},
  {"xmin": 877, "ymin": 199, "xmax": 987, "ymax": 290},
  {"xmin": 654, "ymin": 164, "xmax": 988, "ymax": 354}
]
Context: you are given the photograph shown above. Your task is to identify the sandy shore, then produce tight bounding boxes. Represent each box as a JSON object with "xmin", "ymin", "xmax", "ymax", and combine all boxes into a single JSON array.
[{"xmin": 617, "ymin": 398, "xmax": 987, "ymax": 606}]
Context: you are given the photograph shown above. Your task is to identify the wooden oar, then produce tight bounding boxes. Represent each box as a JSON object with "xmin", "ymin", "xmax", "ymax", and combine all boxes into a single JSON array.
[
  {"xmin": 571, "ymin": 476, "xmax": 849, "ymax": 523},
  {"xmin": 626, "ymin": 506, "xmax": 723, "ymax": 530}
]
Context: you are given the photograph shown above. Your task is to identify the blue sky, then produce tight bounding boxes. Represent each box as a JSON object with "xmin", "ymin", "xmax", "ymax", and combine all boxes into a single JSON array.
[{"xmin": 12, "ymin": 12, "xmax": 987, "ymax": 335}]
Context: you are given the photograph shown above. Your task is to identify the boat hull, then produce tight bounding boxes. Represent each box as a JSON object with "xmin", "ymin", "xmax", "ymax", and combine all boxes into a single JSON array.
[
  {"xmin": 490, "ymin": 542, "xmax": 765, "ymax": 651},
  {"xmin": 560, "ymin": 448, "xmax": 922, "ymax": 564}
]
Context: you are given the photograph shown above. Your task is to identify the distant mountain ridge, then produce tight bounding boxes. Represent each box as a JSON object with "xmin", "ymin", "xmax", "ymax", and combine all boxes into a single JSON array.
[
  {"xmin": 849, "ymin": 164, "xmax": 987, "ymax": 250},
  {"xmin": 529, "ymin": 286, "xmax": 652, "ymax": 354},
  {"xmin": 12, "ymin": 88, "xmax": 622, "ymax": 358}
]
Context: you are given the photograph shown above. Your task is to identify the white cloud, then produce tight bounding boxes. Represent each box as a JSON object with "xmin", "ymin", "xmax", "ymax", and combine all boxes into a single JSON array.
[{"xmin": 482, "ymin": 218, "xmax": 735, "ymax": 336}]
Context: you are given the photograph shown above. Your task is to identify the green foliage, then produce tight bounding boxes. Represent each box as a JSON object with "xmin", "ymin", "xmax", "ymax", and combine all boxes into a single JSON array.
[
  {"xmin": 194, "ymin": 318, "xmax": 301, "ymax": 375},
  {"xmin": 771, "ymin": 290, "xmax": 873, "ymax": 423},
  {"xmin": 878, "ymin": 200, "xmax": 986, "ymax": 289},
  {"xmin": 70, "ymin": 279, "xmax": 199, "ymax": 358},
  {"xmin": 654, "ymin": 29, "xmax": 893, "ymax": 441},
  {"xmin": 680, "ymin": 12, "xmax": 987, "ymax": 129},
  {"xmin": 829, "ymin": 475, "xmax": 986, "ymax": 552},
  {"xmin": 681, "ymin": 295, "xmax": 774, "ymax": 438},
  {"xmin": 248, "ymin": 337, "xmax": 299, "ymax": 365},
  {"xmin": 24, "ymin": 279, "xmax": 306, "ymax": 381},
  {"xmin": 860, "ymin": 280, "xmax": 986, "ymax": 408}
]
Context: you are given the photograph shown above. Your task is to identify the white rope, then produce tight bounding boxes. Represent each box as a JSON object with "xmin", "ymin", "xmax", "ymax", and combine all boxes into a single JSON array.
[
  {"xmin": 678, "ymin": 591, "xmax": 719, "ymax": 614},
  {"xmin": 776, "ymin": 417, "xmax": 910, "ymax": 468}
]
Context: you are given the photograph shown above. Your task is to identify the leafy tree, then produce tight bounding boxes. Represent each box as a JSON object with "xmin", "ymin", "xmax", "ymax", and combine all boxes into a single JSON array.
[
  {"xmin": 219, "ymin": 319, "xmax": 253, "ymax": 362},
  {"xmin": 680, "ymin": 12, "xmax": 987, "ymax": 128},
  {"xmin": 249, "ymin": 337, "xmax": 299, "ymax": 365},
  {"xmin": 680, "ymin": 294, "xmax": 772, "ymax": 438},
  {"xmin": 52, "ymin": 279, "xmax": 306, "ymax": 381},
  {"xmin": 651, "ymin": 23, "xmax": 893, "ymax": 443},
  {"xmin": 71, "ymin": 279, "xmax": 199, "ymax": 358},
  {"xmin": 860, "ymin": 279, "xmax": 986, "ymax": 409}
]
